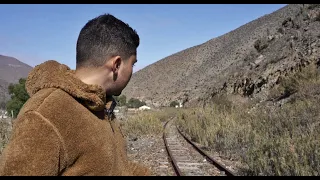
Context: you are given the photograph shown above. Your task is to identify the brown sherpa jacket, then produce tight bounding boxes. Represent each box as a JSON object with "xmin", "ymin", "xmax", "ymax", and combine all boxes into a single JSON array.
[{"xmin": 0, "ymin": 60, "xmax": 151, "ymax": 176}]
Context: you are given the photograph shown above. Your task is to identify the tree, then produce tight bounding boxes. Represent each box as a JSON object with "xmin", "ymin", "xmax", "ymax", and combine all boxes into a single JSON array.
[
  {"xmin": 118, "ymin": 95, "xmax": 126, "ymax": 106},
  {"xmin": 113, "ymin": 95, "xmax": 127, "ymax": 106},
  {"xmin": 127, "ymin": 98, "xmax": 146, "ymax": 108},
  {"xmin": 6, "ymin": 78, "xmax": 30, "ymax": 118},
  {"xmin": 170, "ymin": 101, "xmax": 179, "ymax": 107}
]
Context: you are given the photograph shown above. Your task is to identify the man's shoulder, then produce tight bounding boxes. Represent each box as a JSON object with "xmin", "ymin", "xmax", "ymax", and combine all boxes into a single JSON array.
[
  {"xmin": 20, "ymin": 88, "xmax": 81, "ymax": 117},
  {"xmin": 16, "ymin": 87, "xmax": 92, "ymax": 131},
  {"xmin": 36, "ymin": 88, "xmax": 82, "ymax": 110}
]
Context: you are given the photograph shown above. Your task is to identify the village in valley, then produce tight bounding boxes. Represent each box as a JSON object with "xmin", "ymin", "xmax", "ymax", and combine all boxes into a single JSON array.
[{"xmin": 113, "ymin": 96, "xmax": 184, "ymax": 120}]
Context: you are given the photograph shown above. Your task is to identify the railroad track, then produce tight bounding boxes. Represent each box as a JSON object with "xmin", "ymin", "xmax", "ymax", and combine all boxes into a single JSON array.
[{"xmin": 163, "ymin": 119, "xmax": 236, "ymax": 176}]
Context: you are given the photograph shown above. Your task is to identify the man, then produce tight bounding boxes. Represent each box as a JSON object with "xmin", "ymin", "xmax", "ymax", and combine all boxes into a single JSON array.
[{"xmin": 0, "ymin": 14, "xmax": 151, "ymax": 176}]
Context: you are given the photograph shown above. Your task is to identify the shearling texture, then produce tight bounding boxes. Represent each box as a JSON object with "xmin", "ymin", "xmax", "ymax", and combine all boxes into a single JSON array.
[{"xmin": 0, "ymin": 60, "xmax": 151, "ymax": 176}]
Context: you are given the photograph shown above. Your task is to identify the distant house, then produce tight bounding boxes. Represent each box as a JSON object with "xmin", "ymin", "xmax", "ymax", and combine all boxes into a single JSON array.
[
  {"xmin": 128, "ymin": 108, "xmax": 139, "ymax": 112},
  {"xmin": 0, "ymin": 110, "xmax": 8, "ymax": 118},
  {"xmin": 138, "ymin": 105, "xmax": 151, "ymax": 111},
  {"xmin": 175, "ymin": 102, "xmax": 183, "ymax": 108}
]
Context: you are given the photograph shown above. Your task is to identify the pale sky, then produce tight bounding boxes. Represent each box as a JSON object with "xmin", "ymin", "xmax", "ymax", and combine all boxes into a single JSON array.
[{"xmin": 0, "ymin": 4, "xmax": 287, "ymax": 72}]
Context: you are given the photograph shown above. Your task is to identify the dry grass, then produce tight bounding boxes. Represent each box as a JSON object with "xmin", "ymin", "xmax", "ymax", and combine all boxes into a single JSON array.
[
  {"xmin": 121, "ymin": 108, "xmax": 180, "ymax": 137},
  {"xmin": 175, "ymin": 63, "xmax": 320, "ymax": 176},
  {"xmin": 0, "ymin": 119, "xmax": 12, "ymax": 155},
  {"xmin": 268, "ymin": 63, "xmax": 320, "ymax": 101}
]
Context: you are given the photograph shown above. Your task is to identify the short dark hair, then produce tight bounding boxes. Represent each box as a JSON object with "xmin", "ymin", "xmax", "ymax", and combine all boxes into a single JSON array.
[{"xmin": 76, "ymin": 14, "xmax": 139, "ymax": 68}]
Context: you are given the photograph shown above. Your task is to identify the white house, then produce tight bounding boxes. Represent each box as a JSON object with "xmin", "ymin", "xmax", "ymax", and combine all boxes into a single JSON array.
[
  {"xmin": 138, "ymin": 105, "xmax": 151, "ymax": 111},
  {"xmin": 0, "ymin": 110, "xmax": 8, "ymax": 118},
  {"xmin": 175, "ymin": 101, "xmax": 183, "ymax": 108}
]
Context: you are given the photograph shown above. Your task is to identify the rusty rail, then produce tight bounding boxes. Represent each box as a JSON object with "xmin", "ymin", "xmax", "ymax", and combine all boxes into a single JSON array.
[
  {"xmin": 176, "ymin": 126, "xmax": 236, "ymax": 176},
  {"xmin": 163, "ymin": 120, "xmax": 183, "ymax": 176},
  {"xmin": 163, "ymin": 119, "xmax": 237, "ymax": 176}
]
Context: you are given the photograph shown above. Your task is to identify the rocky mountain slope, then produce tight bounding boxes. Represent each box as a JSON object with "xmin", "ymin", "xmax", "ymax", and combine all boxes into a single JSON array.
[
  {"xmin": 122, "ymin": 4, "xmax": 320, "ymax": 107},
  {"xmin": 0, "ymin": 55, "xmax": 32, "ymax": 104}
]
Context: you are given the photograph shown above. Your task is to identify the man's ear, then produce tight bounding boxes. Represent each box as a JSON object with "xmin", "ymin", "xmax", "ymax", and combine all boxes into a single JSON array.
[{"xmin": 106, "ymin": 56, "xmax": 121, "ymax": 74}]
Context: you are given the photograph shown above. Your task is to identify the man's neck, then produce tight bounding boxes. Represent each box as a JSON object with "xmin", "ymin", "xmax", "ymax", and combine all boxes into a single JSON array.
[{"xmin": 75, "ymin": 68, "xmax": 106, "ymax": 93}]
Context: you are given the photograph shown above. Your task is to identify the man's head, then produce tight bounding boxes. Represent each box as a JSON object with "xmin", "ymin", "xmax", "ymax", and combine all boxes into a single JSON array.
[{"xmin": 75, "ymin": 13, "xmax": 139, "ymax": 96}]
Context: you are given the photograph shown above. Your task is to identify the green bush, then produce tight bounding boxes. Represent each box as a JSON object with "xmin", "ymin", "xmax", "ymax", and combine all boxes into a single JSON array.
[
  {"xmin": 6, "ymin": 78, "xmax": 30, "ymax": 118},
  {"xmin": 169, "ymin": 101, "xmax": 179, "ymax": 107},
  {"xmin": 127, "ymin": 98, "xmax": 146, "ymax": 108}
]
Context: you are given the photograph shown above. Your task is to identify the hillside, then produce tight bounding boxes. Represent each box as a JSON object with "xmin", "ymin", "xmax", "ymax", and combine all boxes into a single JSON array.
[
  {"xmin": 0, "ymin": 55, "xmax": 33, "ymax": 105},
  {"xmin": 122, "ymin": 4, "xmax": 320, "ymax": 107}
]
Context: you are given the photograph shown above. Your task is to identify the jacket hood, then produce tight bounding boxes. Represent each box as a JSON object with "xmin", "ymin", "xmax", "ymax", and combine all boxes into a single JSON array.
[{"xmin": 26, "ymin": 60, "xmax": 108, "ymax": 111}]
